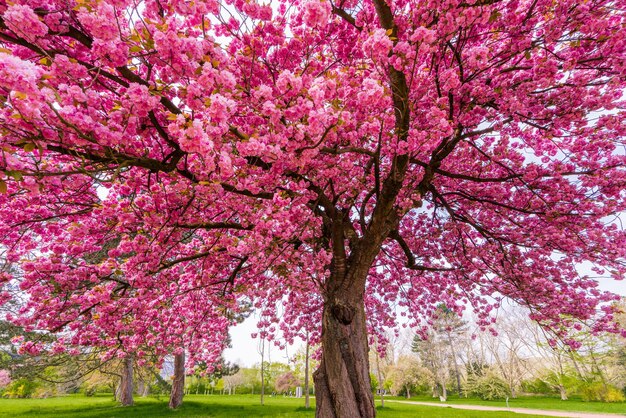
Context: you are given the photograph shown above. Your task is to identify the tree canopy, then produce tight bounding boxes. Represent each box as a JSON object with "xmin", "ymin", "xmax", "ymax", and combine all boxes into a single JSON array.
[{"xmin": 0, "ymin": 0, "xmax": 625, "ymax": 416}]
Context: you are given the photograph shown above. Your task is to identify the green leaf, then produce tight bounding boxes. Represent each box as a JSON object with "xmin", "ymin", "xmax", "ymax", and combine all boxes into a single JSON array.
[
  {"xmin": 23, "ymin": 143, "xmax": 36, "ymax": 152},
  {"xmin": 0, "ymin": 180, "xmax": 6, "ymax": 194},
  {"xmin": 7, "ymin": 170, "xmax": 23, "ymax": 181}
]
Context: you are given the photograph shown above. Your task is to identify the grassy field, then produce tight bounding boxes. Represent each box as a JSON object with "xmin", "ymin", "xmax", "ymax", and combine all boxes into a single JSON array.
[
  {"xmin": 0, "ymin": 394, "xmax": 569, "ymax": 418},
  {"xmin": 388, "ymin": 394, "xmax": 626, "ymax": 414}
]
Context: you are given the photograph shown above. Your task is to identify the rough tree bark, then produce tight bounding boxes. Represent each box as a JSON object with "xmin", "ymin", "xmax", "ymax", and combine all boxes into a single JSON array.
[
  {"xmin": 117, "ymin": 356, "xmax": 134, "ymax": 406},
  {"xmin": 313, "ymin": 292, "xmax": 375, "ymax": 418},
  {"xmin": 169, "ymin": 352, "xmax": 185, "ymax": 409},
  {"xmin": 312, "ymin": 207, "xmax": 398, "ymax": 417}
]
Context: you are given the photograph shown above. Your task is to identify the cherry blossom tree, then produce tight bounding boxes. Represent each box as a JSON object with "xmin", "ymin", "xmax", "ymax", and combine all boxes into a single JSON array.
[
  {"xmin": 276, "ymin": 371, "xmax": 302, "ymax": 394},
  {"xmin": 0, "ymin": 369, "xmax": 10, "ymax": 389},
  {"xmin": 1, "ymin": 0, "xmax": 626, "ymax": 417}
]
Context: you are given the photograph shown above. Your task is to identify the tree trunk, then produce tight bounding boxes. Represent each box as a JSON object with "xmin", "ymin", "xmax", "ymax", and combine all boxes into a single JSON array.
[
  {"xmin": 440, "ymin": 382, "xmax": 447, "ymax": 402},
  {"xmin": 137, "ymin": 380, "xmax": 144, "ymax": 398},
  {"xmin": 453, "ymin": 364, "xmax": 462, "ymax": 395},
  {"xmin": 117, "ymin": 356, "xmax": 134, "ymax": 406},
  {"xmin": 448, "ymin": 332, "xmax": 462, "ymax": 395},
  {"xmin": 375, "ymin": 346, "xmax": 385, "ymax": 408},
  {"xmin": 305, "ymin": 336, "xmax": 311, "ymax": 409},
  {"xmin": 313, "ymin": 294, "xmax": 375, "ymax": 418},
  {"xmin": 310, "ymin": 93, "xmax": 408, "ymax": 416},
  {"xmin": 405, "ymin": 386, "xmax": 410, "ymax": 399},
  {"xmin": 169, "ymin": 352, "xmax": 185, "ymax": 409},
  {"xmin": 260, "ymin": 338, "xmax": 265, "ymax": 406},
  {"xmin": 559, "ymin": 385, "xmax": 568, "ymax": 401}
]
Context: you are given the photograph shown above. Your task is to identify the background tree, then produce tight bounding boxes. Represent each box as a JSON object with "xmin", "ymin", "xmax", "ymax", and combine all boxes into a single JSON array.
[
  {"xmin": 412, "ymin": 331, "xmax": 451, "ymax": 400},
  {"xmin": 483, "ymin": 315, "xmax": 529, "ymax": 398},
  {"xmin": 239, "ymin": 367, "xmax": 262, "ymax": 395},
  {"xmin": 0, "ymin": 369, "xmax": 11, "ymax": 390},
  {"xmin": 608, "ymin": 299, "xmax": 626, "ymax": 391},
  {"xmin": 385, "ymin": 354, "xmax": 432, "ymax": 398},
  {"xmin": 223, "ymin": 369, "xmax": 246, "ymax": 395},
  {"xmin": 433, "ymin": 305, "xmax": 467, "ymax": 394},
  {"xmin": 275, "ymin": 371, "xmax": 301, "ymax": 394},
  {"xmin": 411, "ymin": 305, "xmax": 467, "ymax": 399},
  {"xmin": 290, "ymin": 337, "xmax": 318, "ymax": 408}
]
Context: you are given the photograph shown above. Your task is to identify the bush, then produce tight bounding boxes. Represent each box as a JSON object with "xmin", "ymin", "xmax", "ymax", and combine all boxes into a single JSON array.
[
  {"xmin": 466, "ymin": 374, "xmax": 510, "ymax": 401},
  {"xmin": 32, "ymin": 387, "xmax": 57, "ymax": 399},
  {"xmin": 149, "ymin": 382, "xmax": 170, "ymax": 395},
  {"xmin": 2, "ymin": 378, "xmax": 39, "ymax": 398},
  {"xmin": 580, "ymin": 382, "xmax": 625, "ymax": 403},
  {"xmin": 83, "ymin": 385, "xmax": 98, "ymax": 397},
  {"xmin": 408, "ymin": 381, "xmax": 433, "ymax": 396},
  {"xmin": 605, "ymin": 387, "xmax": 626, "ymax": 403},
  {"xmin": 187, "ymin": 382, "xmax": 209, "ymax": 394},
  {"xmin": 80, "ymin": 380, "xmax": 112, "ymax": 397},
  {"xmin": 370, "ymin": 373, "xmax": 378, "ymax": 392},
  {"xmin": 521, "ymin": 378, "xmax": 555, "ymax": 395},
  {"xmin": 0, "ymin": 370, "xmax": 11, "ymax": 389}
]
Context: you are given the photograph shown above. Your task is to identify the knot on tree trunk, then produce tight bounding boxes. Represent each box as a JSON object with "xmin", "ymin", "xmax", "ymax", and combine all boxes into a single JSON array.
[{"xmin": 330, "ymin": 302, "xmax": 355, "ymax": 325}]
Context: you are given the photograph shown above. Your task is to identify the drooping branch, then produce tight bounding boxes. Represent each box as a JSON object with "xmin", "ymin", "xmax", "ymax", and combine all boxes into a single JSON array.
[
  {"xmin": 173, "ymin": 222, "xmax": 253, "ymax": 231},
  {"xmin": 388, "ymin": 230, "xmax": 454, "ymax": 272},
  {"xmin": 331, "ymin": 4, "xmax": 362, "ymax": 31},
  {"xmin": 157, "ymin": 250, "xmax": 214, "ymax": 271}
]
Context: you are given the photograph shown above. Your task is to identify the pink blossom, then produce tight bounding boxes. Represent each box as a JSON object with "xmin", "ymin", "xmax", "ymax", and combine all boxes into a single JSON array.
[
  {"xmin": 0, "ymin": 53, "xmax": 42, "ymax": 94},
  {"xmin": 77, "ymin": 3, "xmax": 119, "ymax": 41},
  {"xmin": 3, "ymin": 5, "xmax": 48, "ymax": 43},
  {"xmin": 302, "ymin": 1, "xmax": 331, "ymax": 27},
  {"xmin": 410, "ymin": 27, "xmax": 436, "ymax": 44},
  {"xmin": 0, "ymin": 370, "xmax": 11, "ymax": 388}
]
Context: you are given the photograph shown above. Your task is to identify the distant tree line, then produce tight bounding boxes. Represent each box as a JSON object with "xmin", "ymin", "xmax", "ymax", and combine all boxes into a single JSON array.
[
  {"xmin": 373, "ymin": 303, "xmax": 626, "ymax": 403},
  {"xmin": 2, "ymin": 302, "xmax": 624, "ymax": 405}
]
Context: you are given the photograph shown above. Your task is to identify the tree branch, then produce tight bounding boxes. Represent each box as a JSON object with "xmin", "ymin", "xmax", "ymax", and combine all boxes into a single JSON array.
[{"xmin": 173, "ymin": 222, "xmax": 253, "ymax": 231}]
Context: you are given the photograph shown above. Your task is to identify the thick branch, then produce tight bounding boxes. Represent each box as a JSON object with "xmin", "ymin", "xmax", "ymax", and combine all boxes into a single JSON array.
[
  {"xmin": 389, "ymin": 230, "xmax": 454, "ymax": 272},
  {"xmin": 174, "ymin": 222, "xmax": 253, "ymax": 231},
  {"xmin": 331, "ymin": 5, "xmax": 362, "ymax": 31}
]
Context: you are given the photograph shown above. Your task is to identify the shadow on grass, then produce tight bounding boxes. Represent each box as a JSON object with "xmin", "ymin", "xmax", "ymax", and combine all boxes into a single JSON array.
[
  {"xmin": 5, "ymin": 398, "xmax": 316, "ymax": 418},
  {"xmin": 294, "ymin": 406, "xmax": 315, "ymax": 412}
]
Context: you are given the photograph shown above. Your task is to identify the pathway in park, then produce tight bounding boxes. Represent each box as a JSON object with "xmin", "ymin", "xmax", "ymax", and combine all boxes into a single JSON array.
[{"xmin": 386, "ymin": 400, "xmax": 626, "ymax": 418}]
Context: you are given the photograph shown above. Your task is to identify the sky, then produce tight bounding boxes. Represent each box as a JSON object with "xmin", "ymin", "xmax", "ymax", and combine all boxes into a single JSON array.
[{"xmin": 223, "ymin": 314, "xmax": 302, "ymax": 368}]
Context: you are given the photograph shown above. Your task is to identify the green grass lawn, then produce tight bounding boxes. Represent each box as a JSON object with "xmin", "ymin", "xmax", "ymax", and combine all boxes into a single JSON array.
[
  {"xmin": 0, "ymin": 394, "xmax": 578, "ymax": 418},
  {"xmin": 387, "ymin": 394, "xmax": 626, "ymax": 414}
]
